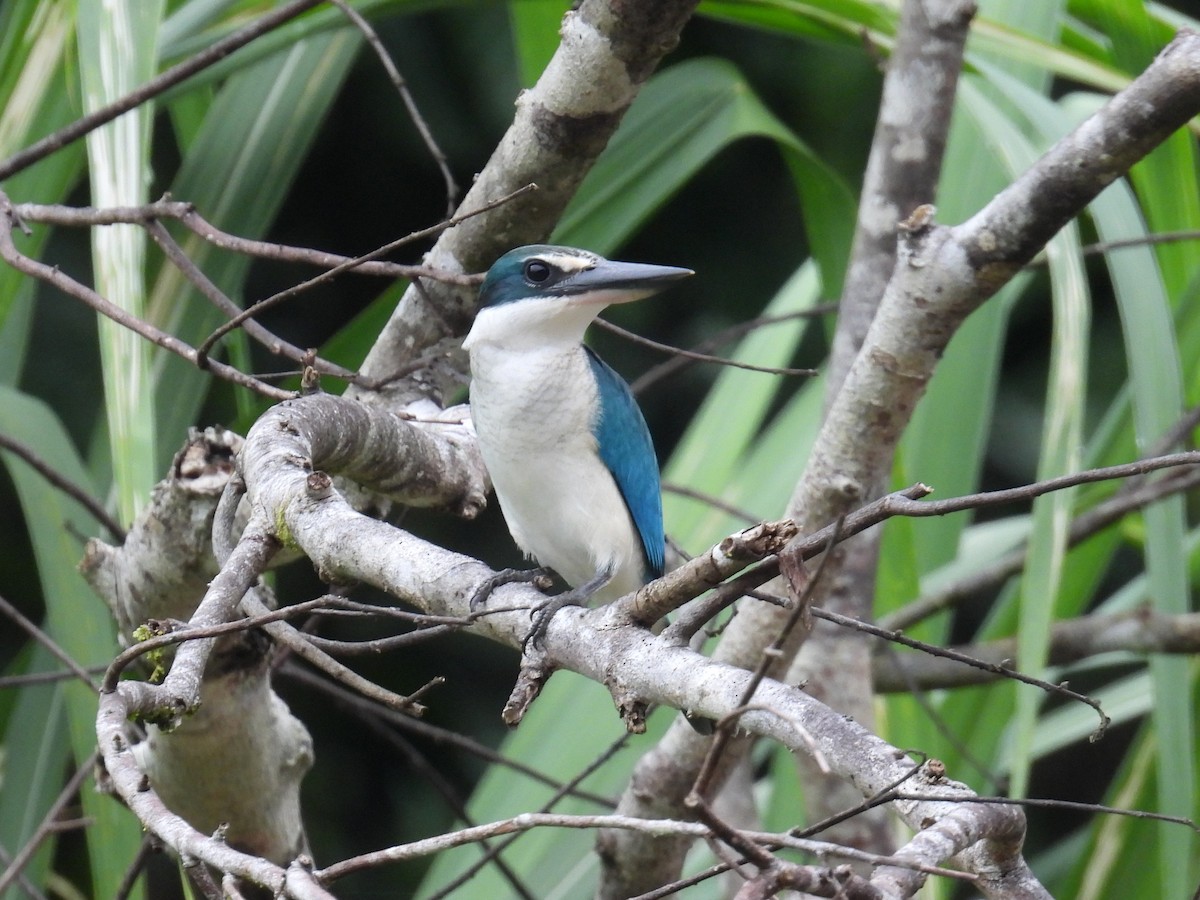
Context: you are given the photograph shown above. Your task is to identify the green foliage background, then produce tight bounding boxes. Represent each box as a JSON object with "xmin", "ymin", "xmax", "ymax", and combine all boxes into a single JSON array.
[{"xmin": 1, "ymin": 0, "xmax": 1198, "ymax": 897}]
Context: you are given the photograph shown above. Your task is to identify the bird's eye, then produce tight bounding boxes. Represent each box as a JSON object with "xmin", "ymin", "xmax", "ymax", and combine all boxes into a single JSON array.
[{"xmin": 524, "ymin": 260, "xmax": 552, "ymax": 284}]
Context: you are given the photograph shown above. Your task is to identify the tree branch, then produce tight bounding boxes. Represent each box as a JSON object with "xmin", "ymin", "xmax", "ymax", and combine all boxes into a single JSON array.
[
  {"xmin": 0, "ymin": 0, "xmax": 327, "ymax": 183},
  {"xmin": 874, "ymin": 607, "xmax": 1200, "ymax": 692},
  {"xmin": 0, "ymin": 192, "xmax": 293, "ymax": 400},
  {"xmin": 214, "ymin": 411, "xmax": 1049, "ymax": 896},
  {"xmin": 601, "ymin": 23, "xmax": 1200, "ymax": 896},
  {"xmin": 794, "ymin": 0, "xmax": 976, "ymax": 857}
]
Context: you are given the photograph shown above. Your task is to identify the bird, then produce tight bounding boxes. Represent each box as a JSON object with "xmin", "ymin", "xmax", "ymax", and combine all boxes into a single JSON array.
[{"xmin": 463, "ymin": 244, "xmax": 693, "ymax": 646}]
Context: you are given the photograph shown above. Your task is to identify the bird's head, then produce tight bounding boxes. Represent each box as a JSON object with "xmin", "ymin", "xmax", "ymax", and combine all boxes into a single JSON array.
[{"xmin": 464, "ymin": 245, "xmax": 693, "ymax": 351}]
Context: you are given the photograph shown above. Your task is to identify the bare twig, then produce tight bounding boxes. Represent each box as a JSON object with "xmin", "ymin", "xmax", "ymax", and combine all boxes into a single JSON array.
[
  {"xmin": 423, "ymin": 734, "xmax": 631, "ymax": 900},
  {"xmin": 883, "ymin": 443, "xmax": 1200, "ymax": 631},
  {"xmin": 13, "ymin": 199, "xmax": 470, "ymax": 282},
  {"xmin": 0, "ymin": 191, "xmax": 292, "ymax": 400},
  {"xmin": 0, "ymin": 593, "xmax": 99, "ymax": 691},
  {"xmin": 329, "ymin": 0, "xmax": 458, "ymax": 213},
  {"xmin": 594, "ymin": 318, "xmax": 816, "ymax": 383},
  {"xmin": 314, "ymin": 812, "xmax": 972, "ymax": 885},
  {"xmin": 0, "ymin": 666, "xmax": 106, "ymax": 690},
  {"xmin": 143, "ymin": 219, "xmax": 357, "ymax": 381},
  {"xmin": 731, "ymin": 453, "xmax": 1200, "ymax": 608},
  {"xmin": 280, "ymin": 664, "xmax": 614, "ymax": 809},
  {"xmin": 241, "ymin": 592, "xmax": 430, "ymax": 714},
  {"xmin": 874, "ymin": 607, "xmax": 1200, "ymax": 691},
  {"xmin": 813, "ymin": 606, "xmax": 1110, "ymax": 740},
  {"xmin": 0, "ymin": 752, "xmax": 99, "ymax": 895},
  {"xmin": 0, "ymin": 432, "xmax": 125, "ymax": 539},
  {"xmin": 662, "ymin": 482, "xmax": 761, "ymax": 526},
  {"xmin": 629, "ymin": 307, "xmax": 836, "ymax": 394},
  {"xmin": 0, "ymin": 0, "xmax": 328, "ymax": 180},
  {"xmin": 893, "ymin": 793, "xmax": 1199, "ymax": 832},
  {"xmin": 691, "ymin": 520, "xmax": 844, "ymax": 801},
  {"xmin": 195, "ymin": 183, "xmax": 537, "ymax": 362}
]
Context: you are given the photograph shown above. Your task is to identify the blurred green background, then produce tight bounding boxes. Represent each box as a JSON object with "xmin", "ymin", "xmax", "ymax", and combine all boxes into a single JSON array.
[{"xmin": 2, "ymin": 1, "xmax": 1199, "ymax": 897}]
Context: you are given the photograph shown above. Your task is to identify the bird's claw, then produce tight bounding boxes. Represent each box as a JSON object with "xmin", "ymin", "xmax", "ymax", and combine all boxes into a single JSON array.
[
  {"xmin": 469, "ymin": 567, "xmax": 553, "ymax": 612},
  {"xmin": 523, "ymin": 591, "xmax": 585, "ymax": 652}
]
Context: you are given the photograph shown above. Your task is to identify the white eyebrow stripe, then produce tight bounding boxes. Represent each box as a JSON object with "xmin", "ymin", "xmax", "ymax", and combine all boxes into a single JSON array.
[{"xmin": 541, "ymin": 251, "xmax": 597, "ymax": 274}]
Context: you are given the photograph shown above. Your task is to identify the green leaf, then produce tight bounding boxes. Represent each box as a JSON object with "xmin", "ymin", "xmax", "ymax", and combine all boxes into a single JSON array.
[
  {"xmin": 508, "ymin": 1, "xmax": 567, "ymax": 88},
  {"xmin": 0, "ymin": 648, "xmax": 71, "ymax": 900},
  {"xmin": 554, "ymin": 57, "xmax": 855, "ymax": 295},
  {"xmin": 0, "ymin": 0, "xmax": 85, "ymax": 356},
  {"xmin": 1088, "ymin": 158, "xmax": 1194, "ymax": 900},
  {"xmin": 144, "ymin": 25, "xmax": 361, "ymax": 468},
  {"xmin": 663, "ymin": 261, "xmax": 824, "ymax": 549},
  {"xmin": 0, "ymin": 386, "xmax": 142, "ymax": 900},
  {"xmin": 77, "ymin": 0, "xmax": 164, "ymax": 525}
]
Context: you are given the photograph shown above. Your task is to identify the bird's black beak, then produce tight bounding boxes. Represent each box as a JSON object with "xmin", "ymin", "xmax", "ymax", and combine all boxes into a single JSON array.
[{"xmin": 565, "ymin": 258, "xmax": 693, "ymax": 305}]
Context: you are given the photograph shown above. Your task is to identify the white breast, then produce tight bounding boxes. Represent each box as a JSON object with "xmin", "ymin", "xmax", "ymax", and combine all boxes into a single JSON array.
[{"xmin": 466, "ymin": 338, "xmax": 646, "ymax": 602}]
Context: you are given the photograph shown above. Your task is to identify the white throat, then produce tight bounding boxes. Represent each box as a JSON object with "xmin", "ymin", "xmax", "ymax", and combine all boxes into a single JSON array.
[{"xmin": 463, "ymin": 296, "xmax": 603, "ymax": 354}]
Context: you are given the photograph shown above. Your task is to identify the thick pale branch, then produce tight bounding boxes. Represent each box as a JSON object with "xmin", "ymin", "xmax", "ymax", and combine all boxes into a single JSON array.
[
  {"xmin": 801, "ymin": 0, "xmax": 975, "ymax": 859},
  {"xmin": 97, "ymin": 678, "xmax": 330, "ymax": 896},
  {"xmin": 239, "ymin": 393, "xmax": 487, "ymax": 517},
  {"xmin": 82, "ymin": 427, "xmax": 241, "ymax": 637},
  {"xmin": 605, "ymin": 25, "xmax": 1200, "ymax": 896},
  {"xmin": 230, "ymin": 437, "xmax": 1043, "ymax": 893},
  {"xmin": 94, "ymin": 517, "xmax": 310, "ymax": 882},
  {"xmin": 827, "ymin": 0, "xmax": 973, "ymax": 398}
]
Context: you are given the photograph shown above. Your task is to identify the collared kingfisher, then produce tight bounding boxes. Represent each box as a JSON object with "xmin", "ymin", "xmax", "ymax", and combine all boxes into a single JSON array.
[{"xmin": 463, "ymin": 245, "xmax": 693, "ymax": 643}]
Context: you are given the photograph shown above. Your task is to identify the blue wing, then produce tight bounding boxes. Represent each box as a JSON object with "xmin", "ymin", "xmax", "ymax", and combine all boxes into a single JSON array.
[{"xmin": 584, "ymin": 347, "xmax": 665, "ymax": 578}]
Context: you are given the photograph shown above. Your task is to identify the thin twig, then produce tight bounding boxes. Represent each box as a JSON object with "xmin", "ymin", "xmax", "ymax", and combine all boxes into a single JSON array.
[
  {"xmin": 813, "ymin": 606, "xmax": 1110, "ymax": 740},
  {"xmin": 882, "ymin": 456, "xmax": 1200, "ymax": 631},
  {"xmin": 691, "ymin": 519, "xmax": 844, "ymax": 802},
  {"xmin": 102, "ymin": 595, "xmax": 339, "ymax": 693},
  {"xmin": 0, "ymin": 593, "xmax": 100, "ymax": 691},
  {"xmin": 195, "ymin": 183, "xmax": 537, "ymax": 360},
  {"xmin": 0, "ymin": 192, "xmax": 292, "ymax": 400},
  {"xmin": 594, "ymin": 317, "xmax": 816, "ymax": 387},
  {"xmin": 892, "ymin": 793, "xmax": 1199, "ymax": 832},
  {"xmin": 883, "ymin": 452, "xmax": 1200, "ymax": 519},
  {"xmin": 0, "ymin": 0, "xmax": 328, "ymax": 182},
  {"xmin": 423, "ymin": 734, "xmax": 631, "ymax": 900},
  {"xmin": 329, "ymin": 0, "xmax": 458, "ymax": 213},
  {"xmin": 0, "ymin": 665, "xmax": 107, "ymax": 690},
  {"xmin": 112, "ymin": 837, "xmax": 156, "ymax": 900},
  {"xmin": 241, "ymin": 593, "xmax": 432, "ymax": 714},
  {"xmin": 0, "ymin": 432, "xmax": 125, "ymax": 539},
  {"xmin": 629, "ymin": 307, "xmax": 835, "ymax": 394},
  {"xmin": 0, "ymin": 752, "xmax": 98, "ymax": 895},
  {"xmin": 792, "ymin": 755, "xmax": 928, "ymax": 839},
  {"xmin": 14, "ymin": 199, "xmax": 468, "ymax": 282},
  {"xmin": 280, "ymin": 664, "xmax": 615, "ymax": 809},
  {"xmin": 143, "ymin": 219, "xmax": 357, "ymax": 380},
  {"xmin": 315, "ymin": 812, "xmax": 972, "ymax": 884},
  {"xmin": 352, "ymin": 711, "xmax": 537, "ymax": 900},
  {"xmin": 874, "ymin": 608, "xmax": 1200, "ymax": 692},
  {"xmin": 661, "ymin": 482, "xmax": 760, "ymax": 525}
]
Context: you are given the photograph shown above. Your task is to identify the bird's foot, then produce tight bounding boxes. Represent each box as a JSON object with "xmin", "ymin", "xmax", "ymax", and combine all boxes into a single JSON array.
[
  {"xmin": 469, "ymin": 567, "xmax": 554, "ymax": 612},
  {"xmin": 524, "ymin": 589, "xmax": 588, "ymax": 652},
  {"xmin": 523, "ymin": 563, "xmax": 615, "ymax": 652}
]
